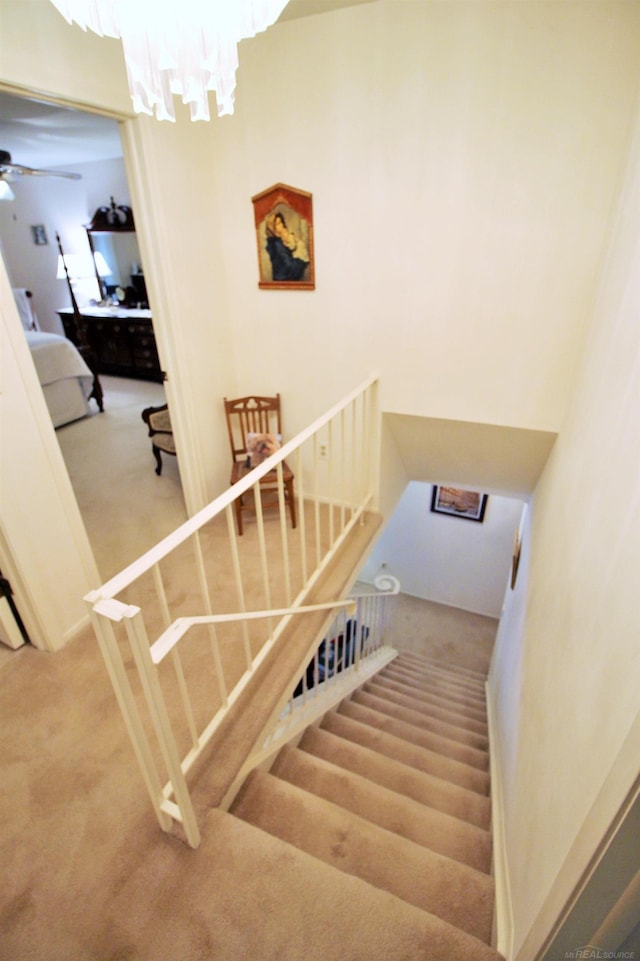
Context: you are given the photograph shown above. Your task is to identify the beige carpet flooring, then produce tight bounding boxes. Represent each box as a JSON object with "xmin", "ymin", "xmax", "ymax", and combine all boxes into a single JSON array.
[
  {"xmin": 0, "ymin": 376, "xmax": 185, "ymax": 673},
  {"xmin": 390, "ymin": 594, "xmax": 497, "ymax": 676},
  {"xmin": 0, "ymin": 379, "xmax": 500, "ymax": 959},
  {"xmin": 56, "ymin": 374, "xmax": 187, "ymax": 582},
  {"xmin": 0, "ymin": 630, "xmax": 499, "ymax": 960},
  {"xmin": 0, "ymin": 607, "xmax": 498, "ymax": 959}
]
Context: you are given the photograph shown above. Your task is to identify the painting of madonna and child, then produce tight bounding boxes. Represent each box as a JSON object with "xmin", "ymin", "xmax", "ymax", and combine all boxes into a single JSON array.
[{"xmin": 252, "ymin": 183, "xmax": 315, "ymax": 289}]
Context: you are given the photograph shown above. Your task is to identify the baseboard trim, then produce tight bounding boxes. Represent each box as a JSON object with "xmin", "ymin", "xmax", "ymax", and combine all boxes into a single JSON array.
[
  {"xmin": 486, "ymin": 679, "xmax": 515, "ymax": 960},
  {"xmin": 397, "ymin": 589, "xmax": 501, "ymax": 621},
  {"xmin": 61, "ymin": 612, "xmax": 92, "ymax": 650}
]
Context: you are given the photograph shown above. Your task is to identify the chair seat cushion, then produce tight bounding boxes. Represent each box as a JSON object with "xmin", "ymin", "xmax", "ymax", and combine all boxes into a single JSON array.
[
  {"xmin": 147, "ymin": 408, "xmax": 172, "ymax": 431},
  {"xmin": 153, "ymin": 433, "xmax": 176, "ymax": 454},
  {"xmin": 231, "ymin": 460, "xmax": 293, "ymax": 485}
]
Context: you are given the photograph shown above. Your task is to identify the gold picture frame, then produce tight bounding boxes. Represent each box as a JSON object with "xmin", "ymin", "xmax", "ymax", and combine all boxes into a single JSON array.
[{"xmin": 251, "ymin": 183, "xmax": 315, "ymax": 290}]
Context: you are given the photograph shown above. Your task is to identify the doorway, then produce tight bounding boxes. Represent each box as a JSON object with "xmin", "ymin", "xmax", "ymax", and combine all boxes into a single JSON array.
[{"xmin": 0, "ymin": 91, "xmax": 187, "ymax": 582}]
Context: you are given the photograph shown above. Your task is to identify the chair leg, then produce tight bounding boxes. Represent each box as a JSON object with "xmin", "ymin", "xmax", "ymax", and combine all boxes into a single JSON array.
[
  {"xmin": 286, "ymin": 479, "xmax": 297, "ymax": 529},
  {"xmin": 235, "ymin": 494, "xmax": 244, "ymax": 536},
  {"xmin": 152, "ymin": 444, "xmax": 163, "ymax": 476}
]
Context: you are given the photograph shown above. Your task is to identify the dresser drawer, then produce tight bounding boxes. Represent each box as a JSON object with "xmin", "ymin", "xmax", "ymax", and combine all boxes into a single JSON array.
[{"xmin": 57, "ymin": 310, "xmax": 162, "ymax": 381}]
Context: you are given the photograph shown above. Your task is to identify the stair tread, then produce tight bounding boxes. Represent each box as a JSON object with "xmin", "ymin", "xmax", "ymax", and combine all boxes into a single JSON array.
[
  {"xmin": 378, "ymin": 665, "xmax": 487, "ymax": 706},
  {"xmin": 375, "ymin": 674, "xmax": 489, "ymax": 734},
  {"xmin": 375, "ymin": 661, "xmax": 487, "ymax": 715},
  {"xmin": 394, "ymin": 653, "xmax": 488, "ymax": 687},
  {"xmin": 231, "ymin": 769, "xmax": 495, "ymax": 944},
  {"xmin": 378, "ymin": 670, "xmax": 488, "ymax": 724},
  {"xmin": 272, "ymin": 744, "xmax": 493, "ymax": 873},
  {"xmin": 395, "ymin": 652, "xmax": 488, "ymax": 686},
  {"xmin": 205, "ymin": 649, "xmax": 503, "ymax": 959},
  {"xmin": 198, "ymin": 809, "xmax": 503, "ymax": 960},
  {"xmin": 363, "ymin": 679, "xmax": 489, "ymax": 750},
  {"xmin": 387, "ymin": 661, "xmax": 487, "ymax": 711},
  {"xmin": 352, "ymin": 689, "xmax": 489, "ymax": 768},
  {"xmin": 300, "ymin": 725, "xmax": 492, "ymax": 829},
  {"xmin": 336, "ymin": 702, "xmax": 490, "ymax": 795}
]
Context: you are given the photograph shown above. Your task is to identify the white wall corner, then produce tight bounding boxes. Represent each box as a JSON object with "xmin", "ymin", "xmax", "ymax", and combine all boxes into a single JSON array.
[
  {"xmin": 61, "ymin": 613, "xmax": 93, "ymax": 651},
  {"xmin": 487, "ymin": 680, "xmax": 515, "ymax": 960}
]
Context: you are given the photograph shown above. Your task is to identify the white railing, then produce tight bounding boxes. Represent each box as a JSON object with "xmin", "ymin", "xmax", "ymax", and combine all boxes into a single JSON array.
[
  {"xmin": 219, "ymin": 578, "xmax": 401, "ymax": 810},
  {"xmin": 287, "ymin": 576, "xmax": 402, "ymax": 710},
  {"xmin": 85, "ymin": 376, "xmax": 381, "ymax": 847}
]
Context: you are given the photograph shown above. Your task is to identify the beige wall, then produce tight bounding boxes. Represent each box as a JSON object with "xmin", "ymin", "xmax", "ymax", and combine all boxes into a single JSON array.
[
  {"xmin": 363, "ymin": 483, "xmax": 524, "ymax": 617},
  {"xmin": 489, "ymin": 95, "xmax": 640, "ymax": 958},
  {"xmin": 207, "ymin": 1, "xmax": 640, "ymax": 436},
  {"xmin": 121, "ymin": 115, "xmax": 241, "ymax": 512},
  {"xmin": 3, "ymin": 0, "xmax": 638, "ymax": 496},
  {"xmin": 0, "ymin": 0, "xmax": 131, "ymax": 116}
]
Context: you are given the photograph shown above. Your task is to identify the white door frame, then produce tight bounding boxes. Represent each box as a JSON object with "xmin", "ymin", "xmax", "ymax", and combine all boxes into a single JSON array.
[{"xmin": 0, "ymin": 92, "xmax": 205, "ymax": 651}]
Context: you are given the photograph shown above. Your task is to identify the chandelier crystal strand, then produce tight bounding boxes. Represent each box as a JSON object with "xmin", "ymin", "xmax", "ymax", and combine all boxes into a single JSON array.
[{"xmin": 48, "ymin": 0, "xmax": 289, "ymax": 120}]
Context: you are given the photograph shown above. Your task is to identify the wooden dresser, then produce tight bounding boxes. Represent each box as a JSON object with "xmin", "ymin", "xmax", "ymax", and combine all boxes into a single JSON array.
[{"xmin": 58, "ymin": 307, "xmax": 163, "ymax": 382}]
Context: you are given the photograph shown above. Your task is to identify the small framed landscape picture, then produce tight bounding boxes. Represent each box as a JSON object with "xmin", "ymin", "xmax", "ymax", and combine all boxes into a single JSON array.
[{"xmin": 430, "ymin": 486, "xmax": 488, "ymax": 523}]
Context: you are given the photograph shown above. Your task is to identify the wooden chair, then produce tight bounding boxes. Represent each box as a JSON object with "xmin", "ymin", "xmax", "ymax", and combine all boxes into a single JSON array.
[
  {"xmin": 141, "ymin": 403, "xmax": 176, "ymax": 476},
  {"xmin": 224, "ymin": 394, "xmax": 297, "ymax": 536}
]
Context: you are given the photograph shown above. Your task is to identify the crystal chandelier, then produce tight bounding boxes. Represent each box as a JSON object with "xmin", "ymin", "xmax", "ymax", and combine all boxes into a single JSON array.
[{"xmin": 48, "ymin": 0, "xmax": 290, "ymax": 120}]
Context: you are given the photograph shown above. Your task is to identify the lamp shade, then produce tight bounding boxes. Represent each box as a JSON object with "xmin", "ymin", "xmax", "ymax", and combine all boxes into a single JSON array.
[
  {"xmin": 0, "ymin": 180, "xmax": 15, "ymax": 202},
  {"xmin": 56, "ymin": 253, "xmax": 95, "ymax": 279},
  {"xmin": 93, "ymin": 251, "xmax": 112, "ymax": 278}
]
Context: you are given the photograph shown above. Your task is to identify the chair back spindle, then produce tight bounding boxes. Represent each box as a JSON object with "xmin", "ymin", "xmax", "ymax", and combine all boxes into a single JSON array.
[{"xmin": 223, "ymin": 394, "xmax": 295, "ymax": 535}]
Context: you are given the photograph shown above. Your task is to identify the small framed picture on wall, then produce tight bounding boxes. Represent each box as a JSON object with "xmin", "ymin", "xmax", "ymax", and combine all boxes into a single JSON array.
[
  {"xmin": 430, "ymin": 486, "xmax": 488, "ymax": 523},
  {"xmin": 31, "ymin": 224, "xmax": 48, "ymax": 245}
]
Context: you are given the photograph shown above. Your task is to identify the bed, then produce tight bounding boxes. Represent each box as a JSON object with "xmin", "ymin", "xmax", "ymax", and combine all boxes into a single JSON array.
[
  {"xmin": 26, "ymin": 329, "xmax": 101, "ymax": 428},
  {"xmin": 14, "ymin": 289, "xmax": 103, "ymax": 429}
]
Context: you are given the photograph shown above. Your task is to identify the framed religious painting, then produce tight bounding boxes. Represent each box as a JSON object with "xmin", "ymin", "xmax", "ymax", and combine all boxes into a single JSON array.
[
  {"xmin": 430, "ymin": 485, "xmax": 488, "ymax": 523},
  {"xmin": 251, "ymin": 183, "xmax": 315, "ymax": 290}
]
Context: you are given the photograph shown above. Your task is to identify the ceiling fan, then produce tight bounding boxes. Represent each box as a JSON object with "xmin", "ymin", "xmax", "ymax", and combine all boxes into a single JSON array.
[{"xmin": 0, "ymin": 149, "xmax": 81, "ymax": 182}]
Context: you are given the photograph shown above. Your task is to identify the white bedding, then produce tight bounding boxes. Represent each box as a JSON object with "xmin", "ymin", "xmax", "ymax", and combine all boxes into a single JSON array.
[{"xmin": 26, "ymin": 330, "xmax": 95, "ymax": 428}]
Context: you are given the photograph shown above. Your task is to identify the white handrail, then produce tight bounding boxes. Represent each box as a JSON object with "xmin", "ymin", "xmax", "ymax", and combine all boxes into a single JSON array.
[
  {"xmin": 93, "ymin": 586, "xmax": 397, "ymax": 667},
  {"xmin": 218, "ymin": 582, "xmax": 401, "ymax": 809},
  {"xmin": 86, "ymin": 375, "xmax": 382, "ymax": 847},
  {"xmin": 149, "ymin": 599, "xmax": 357, "ymax": 664},
  {"xmin": 87, "ymin": 373, "xmax": 378, "ymax": 603},
  {"xmin": 149, "ymin": 583, "xmax": 399, "ymax": 665}
]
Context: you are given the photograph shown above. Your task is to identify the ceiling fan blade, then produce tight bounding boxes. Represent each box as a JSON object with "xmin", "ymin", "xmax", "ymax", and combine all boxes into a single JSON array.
[
  {"xmin": 1, "ymin": 161, "xmax": 81, "ymax": 180},
  {"xmin": 0, "ymin": 152, "xmax": 81, "ymax": 181}
]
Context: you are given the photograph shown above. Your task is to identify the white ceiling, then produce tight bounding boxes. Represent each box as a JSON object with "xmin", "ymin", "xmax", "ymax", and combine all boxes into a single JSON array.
[
  {"xmin": 0, "ymin": 0, "xmax": 376, "ymax": 170},
  {"xmin": 0, "ymin": 93, "xmax": 122, "ymax": 170}
]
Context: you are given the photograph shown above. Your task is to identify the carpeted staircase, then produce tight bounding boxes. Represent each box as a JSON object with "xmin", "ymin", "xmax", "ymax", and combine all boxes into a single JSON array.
[{"xmin": 229, "ymin": 650, "xmax": 504, "ymax": 960}]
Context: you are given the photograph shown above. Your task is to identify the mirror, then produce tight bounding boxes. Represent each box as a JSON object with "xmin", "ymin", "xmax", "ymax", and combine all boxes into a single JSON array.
[{"xmin": 85, "ymin": 197, "xmax": 148, "ymax": 307}]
